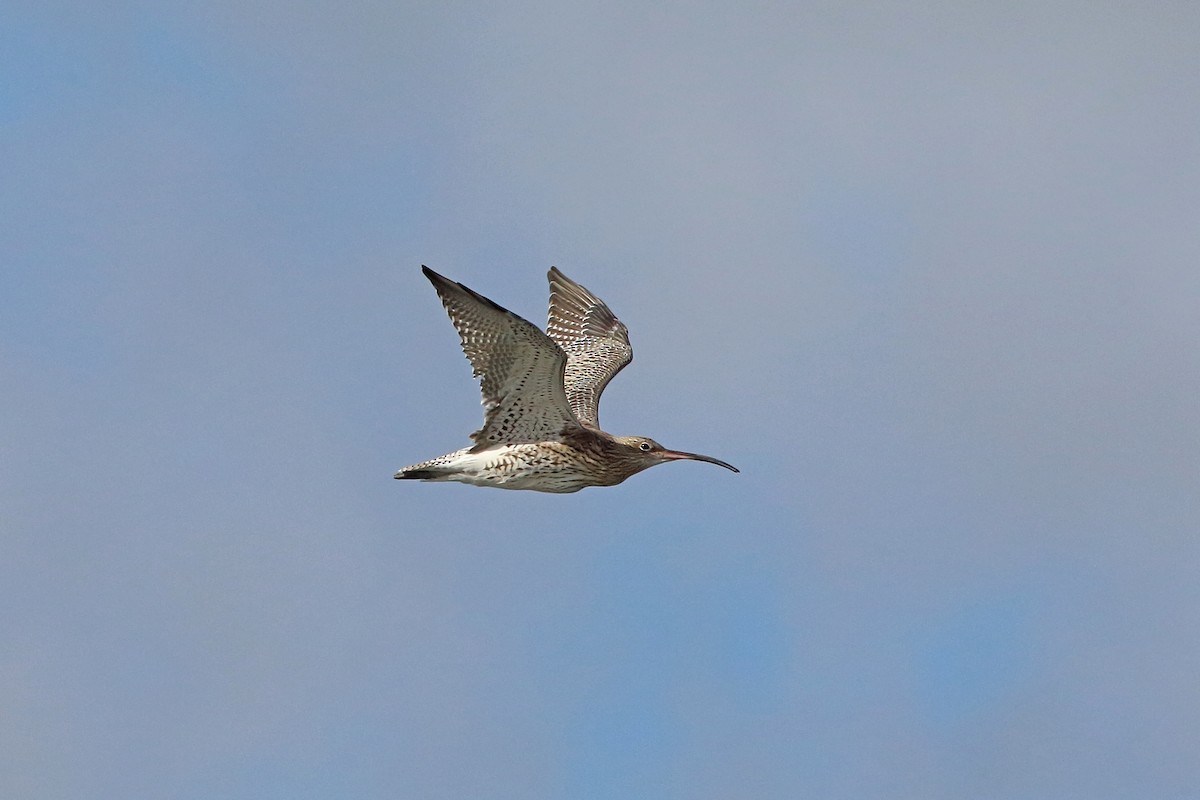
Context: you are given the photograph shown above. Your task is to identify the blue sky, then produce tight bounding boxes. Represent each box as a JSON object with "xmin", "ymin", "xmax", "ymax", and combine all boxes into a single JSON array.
[{"xmin": 3, "ymin": 2, "xmax": 1198, "ymax": 798}]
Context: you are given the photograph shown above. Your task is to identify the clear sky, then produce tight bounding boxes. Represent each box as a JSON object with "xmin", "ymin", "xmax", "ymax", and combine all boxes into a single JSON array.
[{"xmin": 3, "ymin": 2, "xmax": 1198, "ymax": 798}]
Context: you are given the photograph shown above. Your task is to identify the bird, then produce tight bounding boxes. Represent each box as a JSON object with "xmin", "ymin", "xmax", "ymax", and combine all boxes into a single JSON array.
[{"xmin": 394, "ymin": 266, "xmax": 738, "ymax": 493}]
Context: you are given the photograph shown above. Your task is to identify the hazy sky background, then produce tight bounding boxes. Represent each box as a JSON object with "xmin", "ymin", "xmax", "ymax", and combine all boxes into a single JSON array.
[{"xmin": 3, "ymin": 2, "xmax": 1198, "ymax": 798}]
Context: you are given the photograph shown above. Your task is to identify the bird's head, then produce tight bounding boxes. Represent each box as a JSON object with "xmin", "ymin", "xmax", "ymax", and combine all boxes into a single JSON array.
[{"xmin": 613, "ymin": 436, "xmax": 739, "ymax": 474}]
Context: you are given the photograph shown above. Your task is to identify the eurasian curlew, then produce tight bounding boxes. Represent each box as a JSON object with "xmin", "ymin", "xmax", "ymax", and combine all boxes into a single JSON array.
[{"xmin": 395, "ymin": 267, "xmax": 738, "ymax": 493}]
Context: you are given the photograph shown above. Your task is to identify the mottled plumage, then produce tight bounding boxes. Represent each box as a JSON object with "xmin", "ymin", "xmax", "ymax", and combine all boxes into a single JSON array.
[
  {"xmin": 546, "ymin": 266, "xmax": 632, "ymax": 430},
  {"xmin": 395, "ymin": 266, "xmax": 737, "ymax": 493},
  {"xmin": 422, "ymin": 268, "xmax": 579, "ymax": 446}
]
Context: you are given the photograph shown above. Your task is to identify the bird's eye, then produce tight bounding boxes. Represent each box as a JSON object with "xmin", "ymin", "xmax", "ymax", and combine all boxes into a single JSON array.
[{"xmin": 639, "ymin": 442, "xmax": 653, "ymax": 452}]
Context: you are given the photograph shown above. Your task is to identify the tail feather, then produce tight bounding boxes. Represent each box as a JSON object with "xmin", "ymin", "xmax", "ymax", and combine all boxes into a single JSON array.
[{"xmin": 394, "ymin": 468, "xmax": 447, "ymax": 480}]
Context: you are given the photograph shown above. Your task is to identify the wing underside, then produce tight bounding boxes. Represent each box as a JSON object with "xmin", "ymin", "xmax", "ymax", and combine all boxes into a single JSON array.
[
  {"xmin": 545, "ymin": 267, "xmax": 633, "ymax": 429},
  {"xmin": 422, "ymin": 266, "xmax": 581, "ymax": 446}
]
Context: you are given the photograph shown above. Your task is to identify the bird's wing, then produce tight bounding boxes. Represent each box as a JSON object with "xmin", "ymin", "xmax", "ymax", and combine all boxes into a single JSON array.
[
  {"xmin": 545, "ymin": 267, "xmax": 633, "ymax": 430},
  {"xmin": 422, "ymin": 266, "xmax": 582, "ymax": 446}
]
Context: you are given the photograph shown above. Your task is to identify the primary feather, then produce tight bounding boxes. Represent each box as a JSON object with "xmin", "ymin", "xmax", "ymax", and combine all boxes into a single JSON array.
[
  {"xmin": 422, "ymin": 266, "xmax": 581, "ymax": 446},
  {"xmin": 545, "ymin": 267, "xmax": 633, "ymax": 429}
]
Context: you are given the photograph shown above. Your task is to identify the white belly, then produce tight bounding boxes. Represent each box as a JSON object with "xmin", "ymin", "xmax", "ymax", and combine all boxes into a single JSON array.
[{"xmin": 415, "ymin": 444, "xmax": 610, "ymax": 494}]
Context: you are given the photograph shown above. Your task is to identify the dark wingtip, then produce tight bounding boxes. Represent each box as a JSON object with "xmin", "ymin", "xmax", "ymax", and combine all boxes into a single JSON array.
[
  {"xmin": 547, "ymin": 265, "xmax": 576, "ymax": 288},
  {"xmin": 421, "ymin": 266, "xmax": 517, "ymax": 319}
]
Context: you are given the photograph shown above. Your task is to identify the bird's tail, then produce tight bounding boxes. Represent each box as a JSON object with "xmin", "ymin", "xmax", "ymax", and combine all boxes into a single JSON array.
[
  {"xmin": 394, "ymin": 468, "xmax": 449, "ymax": 480},
  {"xmin": 394, "ymin": 448, "xmax": 474, "ymax": 481}
]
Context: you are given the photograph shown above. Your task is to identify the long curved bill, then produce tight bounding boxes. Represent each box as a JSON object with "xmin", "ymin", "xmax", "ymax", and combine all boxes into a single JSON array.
[{"xmin": 661, "ymin": 449, "xmax": 739, "ymax": 473}]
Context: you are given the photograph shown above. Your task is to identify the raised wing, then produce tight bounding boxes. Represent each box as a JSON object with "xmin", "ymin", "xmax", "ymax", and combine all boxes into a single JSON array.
[
  {"xmin": 422, "ymin": 266, "xmax": 582, "ymax": 446},
  {"xmin": 545, "ymin": 267, "xmax": 632, "ymax": 429}
]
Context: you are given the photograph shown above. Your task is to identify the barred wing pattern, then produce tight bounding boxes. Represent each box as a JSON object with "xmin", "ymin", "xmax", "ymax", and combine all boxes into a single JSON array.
[
  {"xmin": 545, "ymin": 267, "xmax": 633, "ymax": 430},
  {"xmin": 422, "ymin": 266, "xmax": 581, "ymax": 446}
]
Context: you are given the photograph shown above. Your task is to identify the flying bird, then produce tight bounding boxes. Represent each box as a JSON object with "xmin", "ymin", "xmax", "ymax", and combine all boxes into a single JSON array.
[{"xmin": 395, "ymin": 266, "xmax": 738, "ymax": 493}]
